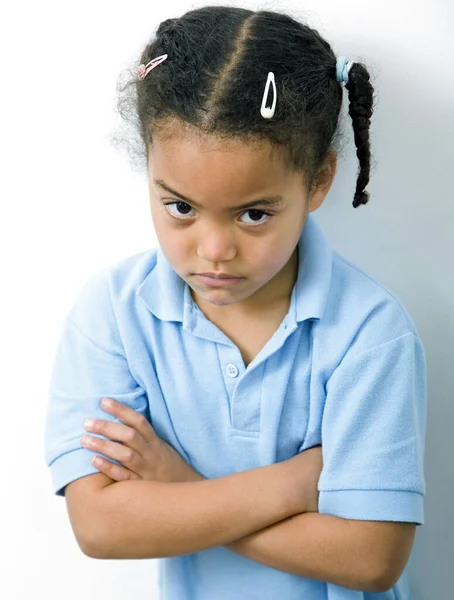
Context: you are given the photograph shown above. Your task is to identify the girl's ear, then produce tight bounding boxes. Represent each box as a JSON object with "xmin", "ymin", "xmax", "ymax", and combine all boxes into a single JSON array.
[{"xmin": 308, "ymin": 150, "xmax": 337, "ymax": 212}]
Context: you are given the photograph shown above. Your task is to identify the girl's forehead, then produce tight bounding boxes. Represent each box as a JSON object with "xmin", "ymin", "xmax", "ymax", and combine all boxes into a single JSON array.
[
  {"xmin": 149, "ymin": 141, "xmax": 300, "ymax": 202},
  {"xmin": 149, "ymin": 131, "xmax": 289, "ymax": 180},
  {"xmin": 147, "ymin": 123, "xmax": 308, "ymax": 199}
]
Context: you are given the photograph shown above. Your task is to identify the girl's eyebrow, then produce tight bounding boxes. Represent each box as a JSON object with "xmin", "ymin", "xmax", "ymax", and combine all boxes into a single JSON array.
[{"xmin": 154, "ymin": 179, "xmax": 285, "ymax": 211}]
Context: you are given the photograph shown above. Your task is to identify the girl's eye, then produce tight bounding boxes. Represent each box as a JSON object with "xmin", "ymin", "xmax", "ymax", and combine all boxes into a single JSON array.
[
  {"xmin": 164, "ymin": 201, "xmax": 196, "ymax": 219},
  {"xmin": 163, "ymin": 201, "xmax": 272, "ymax": 227},
  {"xmin": 240, "ymin": 209, "xmax": 271, "ymax": 226}
]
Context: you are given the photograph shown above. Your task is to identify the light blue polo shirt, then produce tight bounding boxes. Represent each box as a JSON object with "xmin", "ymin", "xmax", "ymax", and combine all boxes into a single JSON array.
[{"xmin": 44, "ymin": 213, "xmax": 426, "ymax": 600}]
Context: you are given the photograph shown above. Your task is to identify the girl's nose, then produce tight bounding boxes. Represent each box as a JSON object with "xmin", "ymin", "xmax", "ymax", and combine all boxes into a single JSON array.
[{"xmin": 196, "ymin": 227, "xmax": 237, "ymax": 262}]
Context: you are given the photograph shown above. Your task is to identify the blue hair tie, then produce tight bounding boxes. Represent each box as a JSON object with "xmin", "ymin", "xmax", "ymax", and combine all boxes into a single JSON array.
[{"xmin": 336, "ymin": 56, "xmax": 354, "ymax": 85}]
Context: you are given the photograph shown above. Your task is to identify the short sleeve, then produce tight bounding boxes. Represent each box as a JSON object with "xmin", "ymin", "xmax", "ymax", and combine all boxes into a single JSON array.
[
  {"xmin": 43, "ymin": 271, "xmax": 149, "ymax": 497},
  {"xmin": 317, "ymin": 331, "xmax": 427, "ymax": 525}
]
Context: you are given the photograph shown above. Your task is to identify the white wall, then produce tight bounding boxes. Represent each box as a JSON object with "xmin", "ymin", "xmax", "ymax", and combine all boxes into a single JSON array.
[{"xmin": 2, "ymin": 0, "xmax": 452, "ymax": 597}]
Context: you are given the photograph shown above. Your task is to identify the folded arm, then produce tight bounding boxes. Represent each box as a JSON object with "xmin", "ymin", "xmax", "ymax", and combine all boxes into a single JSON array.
[
  {"xmin": 224, "ymin": 512, "xmax": 416, "ymax": 593},
  {"xmin": 68, "ymin": 457, "xmax": 414, "ymax": 593},
  {"xmin": 72, "ymin": 458, "xmax": 301, "ymax": 559}
]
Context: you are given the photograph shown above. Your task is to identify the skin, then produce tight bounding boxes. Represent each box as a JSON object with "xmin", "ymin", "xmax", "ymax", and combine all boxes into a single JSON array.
[{"xmin": 147, "ymin": 123, "xmax": 337, "ymax": 320}]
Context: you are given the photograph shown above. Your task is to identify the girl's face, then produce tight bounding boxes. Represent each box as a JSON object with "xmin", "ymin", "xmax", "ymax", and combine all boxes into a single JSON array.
[{"xmin": 147, "ymin": 126, "xmax": 336, "ymax": 315}]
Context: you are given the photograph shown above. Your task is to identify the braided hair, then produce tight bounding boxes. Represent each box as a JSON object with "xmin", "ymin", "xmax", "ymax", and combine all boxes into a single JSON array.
[{"xmin": 112, "ymin": 5, "xmax": 376, "ymax": 208}]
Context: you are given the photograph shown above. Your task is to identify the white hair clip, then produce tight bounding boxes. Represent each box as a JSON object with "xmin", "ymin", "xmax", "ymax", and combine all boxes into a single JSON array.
[{"xmin": 260, "ymin": 71, "xmax": 277, "ymax": 119}]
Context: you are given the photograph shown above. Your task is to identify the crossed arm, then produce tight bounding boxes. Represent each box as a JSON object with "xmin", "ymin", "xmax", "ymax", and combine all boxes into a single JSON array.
[
  {"xmin": 223, "ymin": 510, "xmax": 416, "ymax": 593},
  {"xmin": 67, "ymin": 457, "xmax": 415, "ymax": 593}
]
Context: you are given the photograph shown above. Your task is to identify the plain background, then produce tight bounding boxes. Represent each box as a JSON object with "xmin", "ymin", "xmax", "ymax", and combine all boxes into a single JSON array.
[{"xmin": 1, "ymin": 0, "xmax": 452, "ymax": 598}]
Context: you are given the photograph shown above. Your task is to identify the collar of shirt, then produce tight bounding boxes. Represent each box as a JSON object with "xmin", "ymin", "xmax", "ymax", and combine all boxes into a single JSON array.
[{"xmin": 136, "ymin": 213, "xmax": 333, "ymax": 326}]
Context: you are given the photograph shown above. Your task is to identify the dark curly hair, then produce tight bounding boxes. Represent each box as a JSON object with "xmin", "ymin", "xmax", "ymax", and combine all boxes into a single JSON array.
[{"xmin": 110, "ymin": 5, "xmax": 376, "ymax": 208}]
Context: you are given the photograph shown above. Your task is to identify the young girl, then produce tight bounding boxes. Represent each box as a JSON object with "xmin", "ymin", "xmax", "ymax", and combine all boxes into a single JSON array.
[{"xmin": 44, "ymin": 5, "xmax": 426, "ymax": 599}]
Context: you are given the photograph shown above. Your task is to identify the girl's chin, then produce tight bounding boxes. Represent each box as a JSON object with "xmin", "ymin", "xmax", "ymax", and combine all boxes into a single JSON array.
[
  {"xmin": 193, "ymin": 285, "xmax": 270, "ymax": 310},
  {"xmin": 194, "ymin": 289, "xmax": 243, "ymax": 306}
]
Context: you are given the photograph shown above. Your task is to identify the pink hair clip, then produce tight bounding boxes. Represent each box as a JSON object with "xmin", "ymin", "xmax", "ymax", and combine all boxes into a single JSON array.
[{"xmin": 137, "ymin": 54, "xmax": 168, "ymax": 80}]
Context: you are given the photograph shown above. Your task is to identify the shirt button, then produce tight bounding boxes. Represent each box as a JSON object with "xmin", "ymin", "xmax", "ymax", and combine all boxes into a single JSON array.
[{"xmin": 226, "ymin": 364, "xmax": 239, "ymax": 378}]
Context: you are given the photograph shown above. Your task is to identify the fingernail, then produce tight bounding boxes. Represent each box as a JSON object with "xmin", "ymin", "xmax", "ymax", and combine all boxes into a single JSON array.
[{"xmin": 102, "ymin": 398, "xmax": 113, "ymax": 408}]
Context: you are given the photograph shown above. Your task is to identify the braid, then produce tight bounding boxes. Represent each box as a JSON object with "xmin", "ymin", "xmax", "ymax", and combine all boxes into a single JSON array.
[{"xmin": 345, "ymin": 62, "xmax": 375, "ymax": 207}]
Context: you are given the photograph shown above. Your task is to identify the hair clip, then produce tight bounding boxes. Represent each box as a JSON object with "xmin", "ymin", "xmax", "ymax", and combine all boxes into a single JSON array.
[
  {"xmin": 137, "ymin": 54, "xmax": 168, "ymax": 80},
  {"xmin": 260, "ymin": 71, "xmax": 277, "ymax": 119}
]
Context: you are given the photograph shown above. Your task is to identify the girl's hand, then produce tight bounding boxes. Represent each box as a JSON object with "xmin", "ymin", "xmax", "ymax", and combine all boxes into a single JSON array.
[{"xmin": 80, "ymin": 397, "xmax": 205, "ymax": 484}]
